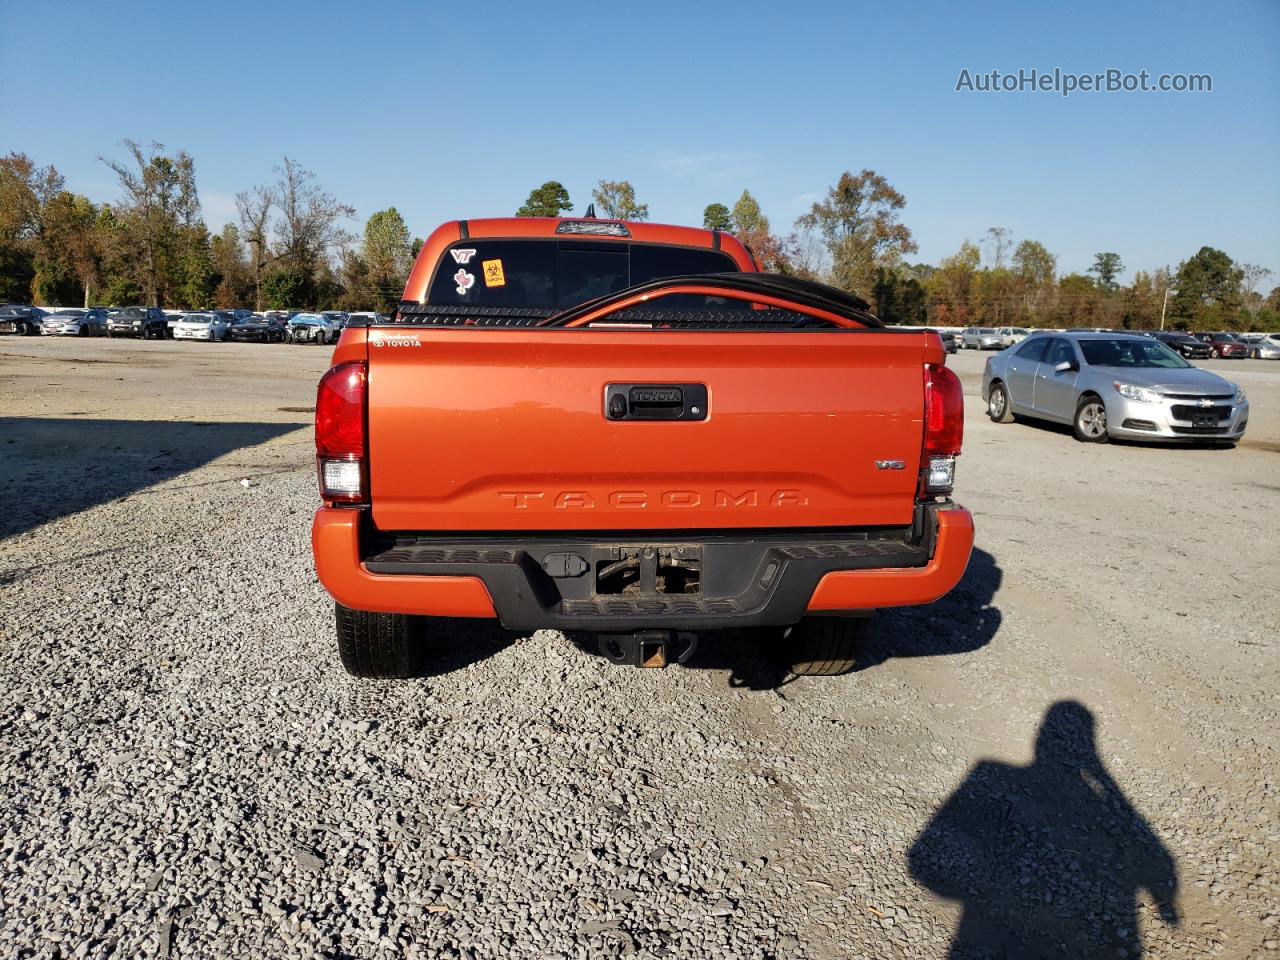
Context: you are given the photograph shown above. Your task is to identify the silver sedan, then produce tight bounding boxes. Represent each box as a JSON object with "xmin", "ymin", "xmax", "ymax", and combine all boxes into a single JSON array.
[{"xmin": 982, "ymin": 332, "xmax": 1248, "ymax": 444}]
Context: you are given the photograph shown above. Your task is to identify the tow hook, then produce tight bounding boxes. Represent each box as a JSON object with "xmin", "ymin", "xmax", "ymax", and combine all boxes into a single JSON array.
[{"xmin": 594, "ymin": 630, "xmax": 699, "ymax": 668}]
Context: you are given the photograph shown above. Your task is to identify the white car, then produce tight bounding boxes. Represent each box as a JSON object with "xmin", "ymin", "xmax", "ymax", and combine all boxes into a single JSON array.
[
  {"xmin": 1239, "ymin": 334, "xmax": 1280, "ymax": 360},
  {"xmin": 173, "ymin": 312, "xmax": 233, "ymax": 341},
  {"xmin": 998, "ymin": 326, "xmax": 1030, "ymax": 346}
]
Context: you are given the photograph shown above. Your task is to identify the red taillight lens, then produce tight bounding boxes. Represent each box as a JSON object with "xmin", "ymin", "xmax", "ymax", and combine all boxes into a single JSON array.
[
  {"xmin": 316, "ymin": 362, "xmax": 366, "ymax": 458},
  {"xmin": 924, "ymin": 363, "xmax": 964, "ymax": 456},
  {"xmin": 316, "ymin": 362, "xmax": 367, "ymax": 503}
]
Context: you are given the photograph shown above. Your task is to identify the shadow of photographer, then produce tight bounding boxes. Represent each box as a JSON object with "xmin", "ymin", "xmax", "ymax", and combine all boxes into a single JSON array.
[{"xmin": 908, "ymin": 700, "xmax": 1180, "ymax": 958}]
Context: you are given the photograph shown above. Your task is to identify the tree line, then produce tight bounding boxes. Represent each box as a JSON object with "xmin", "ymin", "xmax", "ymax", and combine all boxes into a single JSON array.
[
  {"xmin": 0, "ymin": 144, "xmax": 414, "ymax": 312},
  {"xmin": 517, "ymin": 174, "xmax": 1278, "ymax": 331},
  {"xmin": 4, "ymin": 146, "xmax": 1276, "ymax": 330}
]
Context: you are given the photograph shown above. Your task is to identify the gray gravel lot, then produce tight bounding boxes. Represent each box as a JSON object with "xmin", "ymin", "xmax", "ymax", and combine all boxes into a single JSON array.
[{"xmin": 1, "ymin": 338, "xmax": 1278, "ymax": 959}]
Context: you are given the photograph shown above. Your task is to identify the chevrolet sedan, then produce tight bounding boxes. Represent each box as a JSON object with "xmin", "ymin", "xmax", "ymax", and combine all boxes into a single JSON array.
[{"xmin": 983, "ymin": 332, "xmax": 1247, "ymax": 444}]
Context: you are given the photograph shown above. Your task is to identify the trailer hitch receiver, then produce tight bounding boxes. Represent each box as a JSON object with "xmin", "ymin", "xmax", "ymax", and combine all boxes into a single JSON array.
[{"xmin": 595, "ymin": 630, "xmax": 698, "ymax": 668}]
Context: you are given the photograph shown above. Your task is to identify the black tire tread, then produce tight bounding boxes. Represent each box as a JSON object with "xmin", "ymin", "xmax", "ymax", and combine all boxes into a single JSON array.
[
  {"xmin": 787, "ymin": 616, "xmax": 870, "ymax": 676},
  {"xmin": 335, "ymin": 603, "xmax": 420, "ymax": 678}
]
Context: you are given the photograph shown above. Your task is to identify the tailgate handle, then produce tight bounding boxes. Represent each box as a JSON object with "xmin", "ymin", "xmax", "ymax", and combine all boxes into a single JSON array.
[{"xmin": 605, "ymin": 384, "xmax": 707, "ymax": 421}]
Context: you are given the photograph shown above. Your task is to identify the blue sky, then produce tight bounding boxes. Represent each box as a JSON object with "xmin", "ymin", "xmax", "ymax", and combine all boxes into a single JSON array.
[{"xmin": 3, "ymin": 0, "xmax": 1277, "ymax": 281}]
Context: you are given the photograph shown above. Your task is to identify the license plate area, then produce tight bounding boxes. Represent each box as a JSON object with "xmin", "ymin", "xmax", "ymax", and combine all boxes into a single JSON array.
[
  {"xmin": 595, "ymin": 545, "xmax": 702, "ymax": 596},
  {"xmin": 1191, "ymin": 412, "xmax": 1219, "ymax": 427}
]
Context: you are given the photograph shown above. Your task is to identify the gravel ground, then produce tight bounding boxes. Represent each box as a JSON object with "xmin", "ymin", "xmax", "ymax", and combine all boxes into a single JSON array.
[{"xmin": 1, "ymin": 337, "xmax": 1277, "ymax": 959}]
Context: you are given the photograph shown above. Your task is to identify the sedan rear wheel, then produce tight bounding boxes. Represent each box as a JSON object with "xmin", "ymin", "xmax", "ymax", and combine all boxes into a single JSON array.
[{"xmin": 1073, "ymin": 395, "xmax": 1110, "ymax": 443}]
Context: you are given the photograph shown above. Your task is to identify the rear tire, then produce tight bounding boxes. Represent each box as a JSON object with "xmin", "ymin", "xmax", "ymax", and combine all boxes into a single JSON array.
[
  {"xmin": 987, "ymin": 381, "xmax": 1015, "ymax": 423},
  {"xmin": 1073, "ymin": 394, "xmax": 1110, "ymax": 443},
  {"xmin": 335, "ymin": 603, "xmax": 421, "ymax": 678},
  {"xmin": 785, "ymin": 616, "xmax": 870, "ymax": 676}
]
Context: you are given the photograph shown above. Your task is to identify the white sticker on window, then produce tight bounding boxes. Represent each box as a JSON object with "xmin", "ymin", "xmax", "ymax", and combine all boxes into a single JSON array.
[
  {"xmin": 450, "ymin": 248, "xmax": 477, "ymax": 264},
  {"xmin": 454, "ymin": 269, "xmax": 476, "ymax": 295}
]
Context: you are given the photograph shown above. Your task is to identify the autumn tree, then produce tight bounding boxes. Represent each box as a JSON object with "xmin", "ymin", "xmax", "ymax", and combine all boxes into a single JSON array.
[
  {"xmin": 236, "ymin": 184, "xmax": 273, "ymax": 310},
  {"xmin": 1054, "ymin": 274, "xmax": 1105, "ymax": 328},
  {"xmin": 212, "ymin": 224, "xmax": 252, "ymax": 307},
  {"xmin": 37, "ymin": 192, "xmax": 102, "ymax": 306},
  {"xmin": 591, "ymin": 180, "xmax": 648, "ymax": 220},
  {"xmin": 1239, "ymin": 264, "xmax": 1273, "ymax": 326},
  {"xmin": 0, "ymin": 153, "xmax": 65, "ymax": 301},
  {"xmin": 926, "ymin": 241, "xmax": 980, "ymax": 325},
  {"xmin": 796, "ymin": 169, "xmax": 917, "ymax": 298},
  {"xmin": 1120, "ymin": 269, "xmax": 1170, "ymax": 329},
  {"xmin": 516, "ymin": 181, "xmax": 572, "ymax": 217},
  {"xmin": 271, "ymin": 156, "xmax": 354, "ymax": 281},
  {"xmin": 1009, "ymin": 240, "xmax": 1056, "ymax": 324}
]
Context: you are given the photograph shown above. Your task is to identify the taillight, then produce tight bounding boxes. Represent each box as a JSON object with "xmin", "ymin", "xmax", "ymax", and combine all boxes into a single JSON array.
[
  {"xmin": 922, "ymin": 363, "xmax": 964, "ymax": 496},
  {"xmin": 316, "ymin": 361, "xmax": 367, "ymax": 503}
]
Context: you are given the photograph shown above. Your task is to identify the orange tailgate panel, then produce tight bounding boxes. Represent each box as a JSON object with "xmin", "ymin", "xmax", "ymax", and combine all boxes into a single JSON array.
[{"xmin": 366, "ymin": 330, "xmax": 928, "ymax": 532}]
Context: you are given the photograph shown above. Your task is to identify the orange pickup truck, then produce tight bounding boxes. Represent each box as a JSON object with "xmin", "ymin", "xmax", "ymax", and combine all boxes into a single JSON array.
[{"xmin": 311, "ymin": 216, "xmax": 973, "ymax": 677}]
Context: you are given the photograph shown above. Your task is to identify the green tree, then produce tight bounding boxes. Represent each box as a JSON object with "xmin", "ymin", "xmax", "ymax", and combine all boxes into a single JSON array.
[
  {"xmin": 261, "ymin": 267, "xmax": 309, "ymax": 310},
  {"xmin": 1170, "ymin": 246, "xmax": 1244, "ymax": 329},
  {"xmin": 730, "ymin": 190, "xmax": 769, "ymax": 238},
  {"xmin": 175, "ymin": 226, "xmax": 215, "ymax": 309},
  {"xmin": 871, "ymin": 268, "xmax": 927, "ymax": 325},
  {"xmin": 101, "ymin": 140, "xmax": 202, "ymax": 306},
  {"xmin": 359, "ymin": 207, "xmax": 412, "ymax": 311},
  {"xmin": 796, "ymin": 169, "xmax": 917, "ymax": 298},
  {"xmin": 0, "ymin": 245, "xmax": 34, "ymax": 302},
  {"xmin": 1088, "ymin": 252, "xmax": 1124, "ymax": 291},
  {"xmin": 516, "ymin": 181, "xmax": 572, "ymax": 218},
  {"xmin": 702, "ymin": 202, "xmax": 732, "ymax": 232},
  {"xmin": 591, "ymin": 180, "xmax": 649, "ymax": 221}
]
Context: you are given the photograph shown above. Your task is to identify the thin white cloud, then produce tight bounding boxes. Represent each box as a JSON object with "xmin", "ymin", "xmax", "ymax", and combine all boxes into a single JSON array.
[{"xmin": 653, "ymin": 149, "xmax": 765, "ymax": 181}]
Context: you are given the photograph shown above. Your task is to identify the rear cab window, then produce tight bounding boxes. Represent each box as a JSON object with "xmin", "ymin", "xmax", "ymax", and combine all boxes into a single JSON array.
[{"xmin": 426, "ymin": 239, "xmax": 743, "ymax": 310}]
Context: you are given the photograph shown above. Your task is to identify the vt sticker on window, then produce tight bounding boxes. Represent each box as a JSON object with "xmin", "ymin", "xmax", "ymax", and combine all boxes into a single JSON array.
[{"xmin": 482, "ymin": 259, "xmax": 506, "ymax": 288}]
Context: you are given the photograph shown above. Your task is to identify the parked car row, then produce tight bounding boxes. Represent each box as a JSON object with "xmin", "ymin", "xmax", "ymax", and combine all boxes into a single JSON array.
[
  {"xmin": 0, "ymin": 304, "xmax": 390, "ymax": 344},
  {"xmin": 955, "ymin": 326, "xmax": 1031, "ymax": 349}
]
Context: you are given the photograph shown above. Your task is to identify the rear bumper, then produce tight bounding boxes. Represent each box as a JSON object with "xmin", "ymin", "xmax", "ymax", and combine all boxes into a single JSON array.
[{"xmin": 312, "ymin": 504, "xmax": 974, "ymax": 631}]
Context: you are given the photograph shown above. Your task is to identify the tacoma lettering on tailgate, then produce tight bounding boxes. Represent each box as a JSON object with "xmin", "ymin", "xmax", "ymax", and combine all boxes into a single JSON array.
[{"xmin": 498, "ymin": 490, "xmax": 810, "ymax": 509}]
